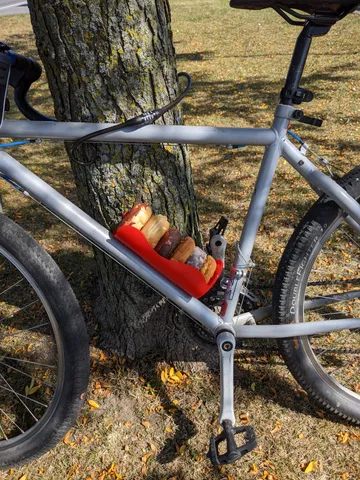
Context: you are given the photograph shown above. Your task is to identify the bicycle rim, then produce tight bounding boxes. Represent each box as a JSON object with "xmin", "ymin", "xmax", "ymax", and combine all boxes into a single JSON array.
[
  {"xmin": 300, "ymin": 215, "xmax": 360, "ymax": 400},
  {"xmin": 0, "ymin": 244, "xmax": 64, "ymax": 448}
]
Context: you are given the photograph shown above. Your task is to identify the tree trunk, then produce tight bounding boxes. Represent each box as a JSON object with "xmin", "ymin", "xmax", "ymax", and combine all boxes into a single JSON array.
[{"xmin": 27, "ymin": 0, "xmax": 214, "ymax": 362}]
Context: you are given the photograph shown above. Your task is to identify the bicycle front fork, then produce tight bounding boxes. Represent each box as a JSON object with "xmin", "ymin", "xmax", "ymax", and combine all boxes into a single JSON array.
[{"xmin": 207, "ymin": 331, "xmax": 257, "ymax": 466}]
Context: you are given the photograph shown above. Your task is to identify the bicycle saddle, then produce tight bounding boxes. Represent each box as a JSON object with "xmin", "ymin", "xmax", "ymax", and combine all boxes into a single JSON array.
[{"xmin": 230, "ymin": 0, "xmax": 360, "ymax": 16}]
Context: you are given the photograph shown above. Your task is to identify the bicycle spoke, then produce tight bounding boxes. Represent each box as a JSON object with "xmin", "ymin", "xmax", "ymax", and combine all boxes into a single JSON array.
[
  {"xmin": 0, "ymin": 374, "xmax": 38, "ymax": 422},
  {"xmin": 0, "ymin": 361, "xmax": 54, "ymax": 389},
  {"xmin": 0, "ymin": 299, "xmax": 41, "ymax": 323},
  {"xmin": 0, "ymin": 322, "xmax": 50, "ymax": 341},
  {"xmin": 0, "ymin": 407, "xmax": 24, "ymax": 434},
  {"xmin": 0, "ymin": 356, "xmax": 56, "ymax": 369},
  {"xmin": 0, "ymin": 385, "xmax": 48, "ymax": 408},
  {"xmin": 0, "ymin": 279, "xmax": 24, "ymax": 297},
  {"xmin": 339, "ymin": 228, "xmax": 360, "ymax": 249},
  {"xmin": 0, "ymin": 421, "xmax": 8, "ymax": 440}
]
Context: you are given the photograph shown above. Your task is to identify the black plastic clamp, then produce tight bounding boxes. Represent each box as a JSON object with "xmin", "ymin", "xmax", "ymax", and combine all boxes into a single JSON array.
[
  {"xmin": 207, "ymin": 420, "xmax": 257, "ymax": 466},
  {"xmin": 209, "ymin": 216, "xmax": 228, "ymax": 239},
  {"xmin": 292, "ymin": 109, "xmax": 323, "ymax": 127},
  {"xmin": 281, "ymin": 86, "xmax": 314, "ymax": 105}
]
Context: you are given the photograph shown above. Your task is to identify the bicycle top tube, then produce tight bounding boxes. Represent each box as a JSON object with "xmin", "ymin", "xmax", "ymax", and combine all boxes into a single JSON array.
[{"xmin": 0, "ymin": 120, "xmax": 277, "ymax": 147}]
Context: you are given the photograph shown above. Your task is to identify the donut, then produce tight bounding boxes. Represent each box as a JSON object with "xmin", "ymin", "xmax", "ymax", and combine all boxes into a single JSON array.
[
  {"xmin": 170, "ymin": 237, "xmax": 195, "ymax": 263},
  {"xmin": 186, "ymin": 246, "xmax": 207, "ymax": 270},
  {"xmin": 200, "ymin": 255, "xmax": 217, "ymax": 283},
  {"xmin": 119, "ymin": 203, "xmax": 152, "ymax": 230},
  {"xmin": 155, "ymin": 228, "xmax": 182, "ymax": 258},
  {"xmin": 141, "ymin": 214, "xmax": 170, "ymax": 248}
]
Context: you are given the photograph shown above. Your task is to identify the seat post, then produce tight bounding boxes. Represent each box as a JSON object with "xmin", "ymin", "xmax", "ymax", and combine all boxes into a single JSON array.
[{"xmin": 280, "ymin": 21, "xmax": 332, "ymax": 106}]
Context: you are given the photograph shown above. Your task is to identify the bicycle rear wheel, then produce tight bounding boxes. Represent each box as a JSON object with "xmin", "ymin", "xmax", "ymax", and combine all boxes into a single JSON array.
[
  {"xmin": 273, "ymin": 166, "xmax": 360, "ymax": 423},
  {"xmin": 0, "ymin": 213, "xmax": 89, "ymax": 466}
]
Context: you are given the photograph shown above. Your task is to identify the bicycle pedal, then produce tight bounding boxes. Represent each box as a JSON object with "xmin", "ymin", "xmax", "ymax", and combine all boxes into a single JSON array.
[{"xmin": 207, "ymin": 420, "xmax": 257, "ymax": 466}]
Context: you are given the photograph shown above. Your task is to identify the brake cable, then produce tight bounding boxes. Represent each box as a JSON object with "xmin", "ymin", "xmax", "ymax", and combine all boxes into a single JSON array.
[{"xmin": 71, "ymin": 72, "xmax": 192, "ymax": 165}]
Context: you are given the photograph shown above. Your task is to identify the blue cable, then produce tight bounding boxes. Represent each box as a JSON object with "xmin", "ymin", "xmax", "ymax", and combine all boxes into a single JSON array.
[
  {"xmin": 287, "ymin": 130, "xmax": 303, "ymax": 144},
  {"xmin": 0, "ymin": 140, "xmax": 32, "ymax": 149},
  {"xmin": 0, "ymin": 174, "xmax": 22, "ymax": 190}
]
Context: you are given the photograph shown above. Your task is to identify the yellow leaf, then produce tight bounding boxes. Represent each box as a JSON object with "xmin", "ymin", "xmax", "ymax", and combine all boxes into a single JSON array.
[
  {"xmin": 63, "ymin": 430, "xmax": 72, "ymax": 445},
  {"xmin": 170, "ymin": 375, "xmax": 181, "ymax": 383},
  {"xmin": 304, "ymin": 460, "xmax": 317, "ymax": 473},
  {"xmin": 87, "ymin": 399, "xmax": 100, "ymax": 409},
  {"xmin": 165, "ymin": 427, "xmax": 172, "ymax": 432},
  {"xmin": 249, "ymin": 463, "xmax": 258, "ymax": 474},
  {"xmin": 18, "ymin": 475, "xmax": 27, "ymax": 480},
  {"xmin": 169, "ymin": 367, "xmax": 175, "ymax": 377},
  {"xmin": 298, "ymin": 433, "xmax": 304, "ymax": 439},
  {"xmin": 175, "ymin": 371, "xmax": 183, "ymax": 379},
  {"xmin": 141, "ymin": 452, "xmax": 153, "ymax": 463},
  {"xmin": 161, "ymin": 370, "xmax": 168, "ymax": 383},
  {"xmin": 124, "ymin": 422, "xmax": 133, "ymax": 427},
  {"xmin": 141, "ymin": 421, "xmax": 151, "ymax": 428},
  {"xmin": 27, "ymin": 384, "xmax": 41, "ymax": 396}
]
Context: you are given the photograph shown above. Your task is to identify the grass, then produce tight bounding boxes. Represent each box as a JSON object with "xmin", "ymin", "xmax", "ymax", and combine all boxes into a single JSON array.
[{"xmin": 0, "ymin": 1, "xmax": 360, "ymax": 479}]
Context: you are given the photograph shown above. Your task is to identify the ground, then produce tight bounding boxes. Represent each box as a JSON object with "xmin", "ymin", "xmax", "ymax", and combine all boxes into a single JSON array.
[{"xmin": 0, "ymin": 1, "xmax": 360, "ymax": 479}]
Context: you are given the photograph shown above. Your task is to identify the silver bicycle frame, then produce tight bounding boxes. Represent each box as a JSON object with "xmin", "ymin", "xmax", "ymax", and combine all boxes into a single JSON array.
[
  {"xmin": 1, "ymin": 102, "xmax": 360, "ymax": 425},
  {"xmin": 0, "ymin": 103, "xmax": 360, "ymax": 339}
]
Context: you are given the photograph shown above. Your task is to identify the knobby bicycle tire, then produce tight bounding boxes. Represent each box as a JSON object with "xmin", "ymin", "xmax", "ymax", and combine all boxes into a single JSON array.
[
  {"xmin": 273, "ymin": 166, "xmax": 360, "ymax": 423},
  {"xmin": 0, "ymin": 214, "xmax": 89, "ymax": 466}
]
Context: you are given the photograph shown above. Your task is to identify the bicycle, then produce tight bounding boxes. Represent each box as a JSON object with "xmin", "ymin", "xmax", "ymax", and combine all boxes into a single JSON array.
[{"xmin": 0, "ymin": 0, "xmax": 359, "ymax": 468}]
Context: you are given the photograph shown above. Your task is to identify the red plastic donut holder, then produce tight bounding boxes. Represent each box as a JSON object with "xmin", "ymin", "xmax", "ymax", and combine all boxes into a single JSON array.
[{"xmin": 113, "ymin": 225, "xmax": 223, "ymax": 298}]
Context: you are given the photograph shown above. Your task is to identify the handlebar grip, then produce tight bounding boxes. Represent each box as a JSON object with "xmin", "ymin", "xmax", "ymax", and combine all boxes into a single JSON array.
[
  {"xmin": 6, "ymin": 50, "xmax": 54, "ymax": 121},
  {"xmin": 8, "ymin": 51, "xmax": 42, "ymax": 89}
]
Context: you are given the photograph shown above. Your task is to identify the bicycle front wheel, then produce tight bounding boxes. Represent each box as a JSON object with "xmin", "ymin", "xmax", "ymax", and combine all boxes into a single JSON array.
[
  {"xmin": 273, "ymin": 166, "xmax": 360, "ymax": 423},
  {"xmin": 0, "ymin": 213, "xmax": 89, "ymax": 466}
]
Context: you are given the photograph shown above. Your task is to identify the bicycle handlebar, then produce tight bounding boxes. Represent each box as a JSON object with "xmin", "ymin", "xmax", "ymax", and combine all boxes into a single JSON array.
[{"xmin": 0, "ymin": 41, "xmax": 54, "ymax": 122}]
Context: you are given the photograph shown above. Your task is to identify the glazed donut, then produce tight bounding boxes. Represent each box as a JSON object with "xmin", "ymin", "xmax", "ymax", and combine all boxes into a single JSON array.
[
  {"xmin": 119, "ymin": 203, "xmax": 152, "ymax": 230},
  {"xmin": 200, "ymin": 255, "xmax": 217, "ymax": 283},
  {"xmin": 170, "ymin": 237, "xmax": 195, "ymax": 263},
  {"xmin": 141, "ymin": 214, "xmax": 170, "ymax": 248}
]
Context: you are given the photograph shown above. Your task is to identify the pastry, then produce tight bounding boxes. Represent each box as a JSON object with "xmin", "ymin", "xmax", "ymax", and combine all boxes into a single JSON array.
[
  {"xmin": 155, "ymin": 228, "xmax": 182, "ymax": 258},
  {"xmin": 170, "ymin": 237, "xmax": 195, "ymax": 263},
  {"xmin": 186, "ymin": 246, "xmax": 207, "ymax": 270},
  {"xmin": 119, "ymin": 203, "xmax": 152, "ymax": 230},
  {"xmin": 201, "ymin": 255, "xmax": 217, "ymax": 283},
  {"xmin": 141, "ymin": 214, "xmax": 170, "ymax": 248}
]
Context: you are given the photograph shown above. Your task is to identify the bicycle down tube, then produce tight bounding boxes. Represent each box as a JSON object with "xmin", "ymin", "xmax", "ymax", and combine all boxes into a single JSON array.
[{"xmin": 0, "ymin": 110, "xmax": 360, "ymax": 339}]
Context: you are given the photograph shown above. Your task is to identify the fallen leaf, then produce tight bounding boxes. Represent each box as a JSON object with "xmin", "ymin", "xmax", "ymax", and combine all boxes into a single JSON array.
[
  {"xmin": 141, "ymin": 452, "xmax": 153, "ymax": 463},
  {"xmin": 87, "ymin": 399, "xmax": 100, "ymax": 409},
  {"xmin": 141, "ymin": 421, "xmax": 151, "ymax": 428},
  {"xmin": 249, "ymin": 463, "xmax": 258, "ymax": 474},
  {"xmin": 63, "ymin": 430, "xmax": 74, "ymax": 446},
  {"xmin": 27, "ymin": 384, "xmax": 41, "ymax": 396},
  {"xmin": 271, "ymin": 421, "xmax": 282, "ymax": 434},
  {"xmin": 303, "ymin": 460, "xmax": 317, "ymax": 473}
]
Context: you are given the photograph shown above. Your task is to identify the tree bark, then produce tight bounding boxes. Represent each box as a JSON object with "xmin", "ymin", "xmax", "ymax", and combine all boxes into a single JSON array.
[{"xmin": 27, "ymin": 0, "xmax": 213, "ymax": 362}]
